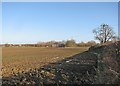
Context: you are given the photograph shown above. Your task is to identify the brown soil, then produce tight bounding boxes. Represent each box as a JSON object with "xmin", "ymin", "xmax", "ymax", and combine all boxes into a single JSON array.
[{"xmin": 2, "ymin": 41, "xmax": 120, "ymax": 85}]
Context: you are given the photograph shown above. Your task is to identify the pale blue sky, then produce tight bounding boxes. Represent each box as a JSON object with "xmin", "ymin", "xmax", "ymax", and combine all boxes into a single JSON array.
[{"xmin": 2, "ymin": 2, "xmax": 118, "ymax": 44}]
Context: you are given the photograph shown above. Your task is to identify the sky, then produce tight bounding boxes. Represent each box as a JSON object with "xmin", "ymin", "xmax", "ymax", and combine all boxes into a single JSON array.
[{"xmin": 2, "ymin": 2, "xmax": 118, "ymax": 44}]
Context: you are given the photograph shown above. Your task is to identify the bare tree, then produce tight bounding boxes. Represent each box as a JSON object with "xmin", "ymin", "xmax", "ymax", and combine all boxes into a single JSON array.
[{"xmin": 93, "ymin": 24, "xmax": 116, "ymax": 43}]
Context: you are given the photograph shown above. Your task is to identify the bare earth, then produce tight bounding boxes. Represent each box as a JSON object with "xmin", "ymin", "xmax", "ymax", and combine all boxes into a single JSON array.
[
  {"xmin": 2, "ymin": 47, "xmax": 88, "ymax": 77},
  {"xmin": 2, "ymin": 42, "xmax": 120, "ymax": 85}
]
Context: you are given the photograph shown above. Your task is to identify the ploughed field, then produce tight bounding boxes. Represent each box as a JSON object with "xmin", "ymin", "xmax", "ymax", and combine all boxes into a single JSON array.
[
  {"xmin": 2, "ymin": 47, "xmax": 88, "ymax": 77},
  {"xmin": 2, "ymin": 42, "xmax": 120, "ymax": 85}
]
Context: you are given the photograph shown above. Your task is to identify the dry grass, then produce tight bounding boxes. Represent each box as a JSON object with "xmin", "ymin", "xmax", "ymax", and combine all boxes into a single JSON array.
[{"xmin": 2, "ymin": 47, "xmax": 88, "ymax": 77}]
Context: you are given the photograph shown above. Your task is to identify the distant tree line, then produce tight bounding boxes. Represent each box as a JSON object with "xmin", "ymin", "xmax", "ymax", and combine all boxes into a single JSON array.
[
  {"xmin": 2, "ymin": 23, "xmax": 119, "ymax": 47},
  {"xmin": 3, "ymin": 40, "xmax": 98, "ymax": 47}
]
